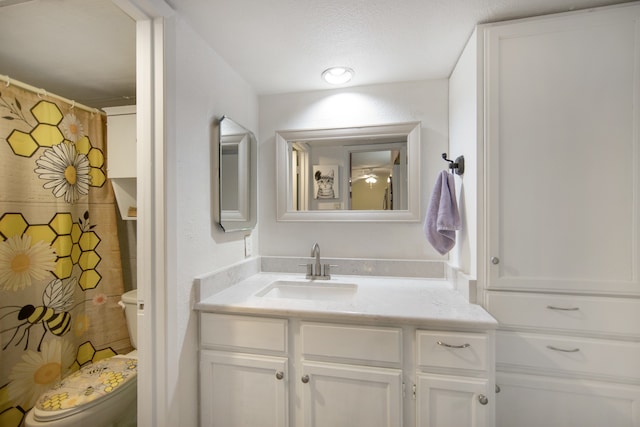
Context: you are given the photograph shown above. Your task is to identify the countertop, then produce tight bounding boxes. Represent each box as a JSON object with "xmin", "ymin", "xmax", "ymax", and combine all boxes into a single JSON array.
[{"xmin": 195, "ymin": 272, "xmax": 497, "ymax": 330}]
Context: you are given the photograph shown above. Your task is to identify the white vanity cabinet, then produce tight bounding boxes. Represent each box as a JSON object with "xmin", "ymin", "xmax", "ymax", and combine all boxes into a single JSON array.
[
  {"xmin": 199, "ymin": 312, "xmax": 495, "ymax": 427},
  {"xmin": 448, "ymin": 3, "xmax": 640, "ymax": 426},
  {"xmin": 415, "ymin": 331, "xmax": 492, "ymax": 427},
  {"xmin": 297, "ymin": 322, "xmax": 404, "ymax": 427},
  {"xmin": 199, "ymin": 313, "xmax": 289, "ymax": 427}
]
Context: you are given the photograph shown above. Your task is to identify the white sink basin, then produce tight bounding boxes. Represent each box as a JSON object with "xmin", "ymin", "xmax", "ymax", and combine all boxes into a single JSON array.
[{"xmin": 255, "ymin": 280, "xmax": 358, "ymax": 301}]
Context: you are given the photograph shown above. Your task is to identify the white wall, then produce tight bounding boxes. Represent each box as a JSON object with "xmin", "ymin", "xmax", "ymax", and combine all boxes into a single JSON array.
[
  {"xmin": 163, "ymin": 14, "xmax": 259, "ymax": 426},
  {"xmin": 258, "ymin": 80, "xmax": 449, "ymax": 260},
  {"xmin": 448, "ymin": 29, "xmax": 480, "ymax": 278}
]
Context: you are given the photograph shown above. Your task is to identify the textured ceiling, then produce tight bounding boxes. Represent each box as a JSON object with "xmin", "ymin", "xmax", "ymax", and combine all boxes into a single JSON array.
[
  {"xmin": 170, "ymin": 0, "xmax": 635, "ymax": 94},
  {"xmin": 0, "ymin": 0, "xmax": 634, "ymax": 107}
]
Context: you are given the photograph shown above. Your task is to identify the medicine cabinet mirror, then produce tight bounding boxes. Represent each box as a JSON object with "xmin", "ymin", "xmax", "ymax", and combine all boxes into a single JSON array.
[
  {"xmin": 214, "ymin": 116, "xmax": 257, "ymax": 232},
  {"xmin": 276, "ymin": 122, "xmax": 421, "ymax": 222}
]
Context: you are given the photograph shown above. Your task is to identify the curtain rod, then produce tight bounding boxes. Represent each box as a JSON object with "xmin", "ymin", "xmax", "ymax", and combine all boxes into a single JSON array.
[{"xmin": 0, "ymin": 74, "xmax": 104, "ymax": 116}]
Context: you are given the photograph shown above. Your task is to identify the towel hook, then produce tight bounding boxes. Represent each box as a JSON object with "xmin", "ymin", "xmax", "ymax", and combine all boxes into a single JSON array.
[{"xmin": 442, "ymin": 153, "xmax": 465, "ymax": 175}]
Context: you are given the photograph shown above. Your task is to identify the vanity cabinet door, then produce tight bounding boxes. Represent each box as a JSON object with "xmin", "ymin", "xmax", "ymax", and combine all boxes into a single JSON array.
[
  {"xmin": 299, "ymin": 360, "xmax": 403, "ymax": 427},
  {"xmin": 416, "ymin": 374, "xmax": 489, "ymax": 427},
  {"xmin": 200, "ymin": 350, "xmax": 288, "ymax": 427}
]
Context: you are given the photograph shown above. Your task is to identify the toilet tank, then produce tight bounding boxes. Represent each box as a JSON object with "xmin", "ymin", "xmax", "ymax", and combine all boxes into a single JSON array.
[{"xmin": 120, "ymin": 289, "xmax": 138, "ymax": 349}]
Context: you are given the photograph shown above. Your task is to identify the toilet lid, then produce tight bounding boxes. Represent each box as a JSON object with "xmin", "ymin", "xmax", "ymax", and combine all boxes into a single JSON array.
[{"xmin": 33, "ymin": 356, "xmax": 137, "ymax": 422}]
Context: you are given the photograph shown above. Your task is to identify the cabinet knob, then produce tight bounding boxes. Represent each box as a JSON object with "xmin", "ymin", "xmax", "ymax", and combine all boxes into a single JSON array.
[
  {"xmin": 275, "ymin": 371, "xmax": 284, "ymax": 380},
  {"xmin": 301, "ymin": 374, "xmax": 310, "ymax": 384},
  {"xmin": 478, "ymin": 394, "xmax": 488, "ymax": 405},
  {"xmin": 491, "ymin": 257, "xmax": 500, "ymax": 265}
]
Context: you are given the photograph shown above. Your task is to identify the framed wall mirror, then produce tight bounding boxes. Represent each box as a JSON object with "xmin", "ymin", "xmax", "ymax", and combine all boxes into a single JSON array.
[
  {"xmin": 276, "ymin": 122, "xmax": 421, "ymax": 222},
  {"xmin": 214, "ymin": 116, "xmax": 257, "ymax": 232}
]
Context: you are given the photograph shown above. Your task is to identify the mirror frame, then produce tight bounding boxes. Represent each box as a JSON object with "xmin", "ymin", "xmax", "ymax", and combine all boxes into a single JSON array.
[
  {"xmin": 214, "ymin": 116, "xmax": 258, "ymax": 232},
  {"xmin": 275, "ymin": 121, "xmax": 421, "ymax": 222}
]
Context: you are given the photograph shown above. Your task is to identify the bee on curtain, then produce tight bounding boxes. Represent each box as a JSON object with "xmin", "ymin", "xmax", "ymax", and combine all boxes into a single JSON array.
[{"xmin": 1, "ymin": 277, "xmax": 77, "ymax": 351}]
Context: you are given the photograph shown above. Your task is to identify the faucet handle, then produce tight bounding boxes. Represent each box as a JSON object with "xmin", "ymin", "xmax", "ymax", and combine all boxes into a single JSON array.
[
  {"xmin": 323, "ymin": 264, "xmax": 338, "ymax": 278},
  {"xmin": 299, "ymin": 263, "xmax": 313, "ymax": 277}
]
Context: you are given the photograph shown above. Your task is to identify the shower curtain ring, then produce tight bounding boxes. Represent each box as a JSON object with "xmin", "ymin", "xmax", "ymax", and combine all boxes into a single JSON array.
[
  {"xmin": 70, "ymin": 100, "xmax": 76, "ymax": 110},
  {"xmin": 37, "ymin": 88, "xmax": 47, "ymax": 99},
  {"xmin": 4, "ymin": 77, "xmax": 9, "ymax": 87}
]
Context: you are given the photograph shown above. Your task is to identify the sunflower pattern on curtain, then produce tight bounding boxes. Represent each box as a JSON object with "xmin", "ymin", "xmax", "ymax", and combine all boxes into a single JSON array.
[{"xmin": 0, "ymin": 82, "xmax": 131, "ymax": 427}]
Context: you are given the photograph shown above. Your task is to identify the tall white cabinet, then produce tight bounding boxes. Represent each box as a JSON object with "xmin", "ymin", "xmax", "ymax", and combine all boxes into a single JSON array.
[{"xmin": 450, "ymin": 3, "xmax": 640, "ymax": 426}]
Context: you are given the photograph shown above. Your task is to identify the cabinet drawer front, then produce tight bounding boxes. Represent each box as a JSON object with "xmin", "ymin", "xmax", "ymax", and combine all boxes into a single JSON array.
[
  {"xmin": 200, "ymin": 313, "xmax": 287, "ymax": 353},
  {"xmin": 486, "ymin": 292, "xmax": 640, "ymax": 338},
  {"xmin": 416, "ymin": 331, "xmax": 488, "ymax": 372},
  {"xmin": 301, "ymin": 323, "xmax": 402, "ymax": 364},
  {"xmin": 497, "ymin": 331, "xmax": 640, "ymax": 381},
  {"xmin": 496, "ymin": 372, "xmax": 640, "ymax": 427}
]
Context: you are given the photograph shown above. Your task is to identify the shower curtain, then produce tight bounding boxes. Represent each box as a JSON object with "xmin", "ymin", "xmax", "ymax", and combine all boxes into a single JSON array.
[{"xmin": 0, "ymin": 82, "xmax": 131, "ymax": 427}]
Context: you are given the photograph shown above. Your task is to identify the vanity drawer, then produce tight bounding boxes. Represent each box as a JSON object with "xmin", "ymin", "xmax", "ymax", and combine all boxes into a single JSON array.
[
  {"xmin": 301, "ymin": 323, "xmax": 402, "ymax": 365},
  {"xmin": 200, "ymin": 313, "xmax": 287, "ymax": 353},
  {"xmin": 497, "ymin": 331, "xmax": 640, "ymax": 381},
  {"xmin": 416, "ymin": 331, "xmax": 488, "ymax": 372},
  {"xmin": 486, "ymin": 291, "xmax": 640, "ymax": 338}
]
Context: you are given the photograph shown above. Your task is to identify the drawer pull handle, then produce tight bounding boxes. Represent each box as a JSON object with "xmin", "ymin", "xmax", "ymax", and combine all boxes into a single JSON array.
[
  {"xmin": 437, "ymin": 341, "xmax": 470, "ymax": 349},
  {"xmin": 547, "ymin": 305, "xmax": 579, "ymax": 311},
  {"xmin": 275, "ymin": 371, "xmax": 284, "ymax": 380},
  {"xmin": 301, "ymin": 374, "xmax": 310, "ymax": 384},
  {"xmin": 547, "ymin": 345, "xmax": 580, "ymax": 353},
  {"xmin": 478, "ymin": 394, "xmax": 489, "ymax": 405}
]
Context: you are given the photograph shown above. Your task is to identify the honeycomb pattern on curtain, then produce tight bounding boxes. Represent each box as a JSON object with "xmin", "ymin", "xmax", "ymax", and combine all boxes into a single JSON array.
[{"xmin": 0, "ymin": 82, "xmax": 131, "ymax": 427}]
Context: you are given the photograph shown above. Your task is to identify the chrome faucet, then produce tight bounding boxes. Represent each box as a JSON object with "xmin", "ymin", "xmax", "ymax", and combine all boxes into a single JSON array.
[{"xmin": 303, "ymin": 242, "xmax": 334, "ymax": 279}]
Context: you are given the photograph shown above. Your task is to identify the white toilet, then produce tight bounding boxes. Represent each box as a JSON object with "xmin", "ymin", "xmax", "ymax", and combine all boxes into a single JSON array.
[{"xmin": 24, "ymin": 289, "xmax": 139, "ymax": 427}]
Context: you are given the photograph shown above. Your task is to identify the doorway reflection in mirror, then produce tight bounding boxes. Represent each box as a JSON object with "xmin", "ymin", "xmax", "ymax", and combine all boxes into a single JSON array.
[{"xmin": 350, "ymin": 149, "xmax": 402, "ymax": 211}]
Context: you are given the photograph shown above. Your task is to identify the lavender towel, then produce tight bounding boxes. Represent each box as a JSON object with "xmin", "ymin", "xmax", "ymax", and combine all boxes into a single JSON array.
[{"xmin": 424, "ymin": 170, "xmax": 461, "ymax": 255}]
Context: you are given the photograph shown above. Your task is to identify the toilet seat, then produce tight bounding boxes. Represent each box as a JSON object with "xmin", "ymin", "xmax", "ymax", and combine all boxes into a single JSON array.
[{"xmin": 31, "ymin": 356, "xmax": 137, "ymax": 422}]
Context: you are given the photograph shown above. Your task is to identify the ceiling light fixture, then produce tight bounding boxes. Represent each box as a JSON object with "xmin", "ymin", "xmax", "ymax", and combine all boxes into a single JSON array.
[
  {"xmin": 321, "ymin": 67, "xmax": 354, "ymax": 85},
  {"xmin": 365, "ymin": 174, "xmax": 378, "ymax": 188}
]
